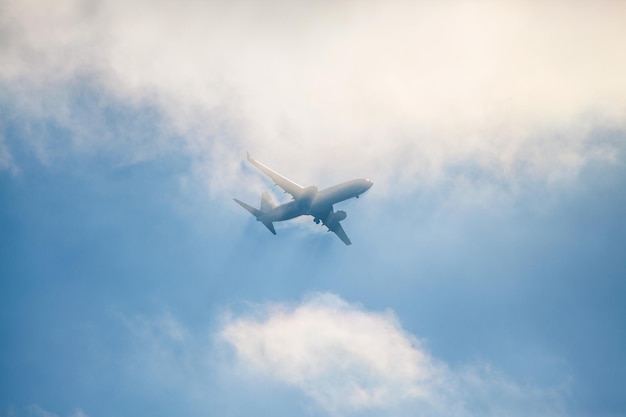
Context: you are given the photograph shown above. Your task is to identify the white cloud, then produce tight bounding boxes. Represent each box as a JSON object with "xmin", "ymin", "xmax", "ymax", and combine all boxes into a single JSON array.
[
  {"xmin": 220, "ymin": 293, "xmax": 566, "ymax": 416},
  {"xmin": 1, "ymin": 0, "xmax": 625, "ymax": 193},
  {"xmin": 221, "ymin": 293, "xmax": 436, "ymax": 413}
]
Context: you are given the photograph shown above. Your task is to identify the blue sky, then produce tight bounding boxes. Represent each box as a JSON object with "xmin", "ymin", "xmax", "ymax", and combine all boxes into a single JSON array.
[{"xmin": 1, "ymin": 1, "xmax": 626, "ymax": 417}]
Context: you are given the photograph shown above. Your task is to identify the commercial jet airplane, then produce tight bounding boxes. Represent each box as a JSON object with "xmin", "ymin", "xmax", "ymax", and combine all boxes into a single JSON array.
[{"xmin": 234, "ymin": 153, "xmax": 373, "ymax": 245}]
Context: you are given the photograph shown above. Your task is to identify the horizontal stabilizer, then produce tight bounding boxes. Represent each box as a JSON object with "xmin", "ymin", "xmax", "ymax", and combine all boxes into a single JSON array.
[
  {"xmin": 262, "ymin": 220, "xmax": 276, "ymax": 235},
  {"xmin": 233, "ymin": 198, "xmax": 261, "ymax": 217},
  {"xmin": 233, "ymin": 198, "xmax": 276, "ymax": 235}
]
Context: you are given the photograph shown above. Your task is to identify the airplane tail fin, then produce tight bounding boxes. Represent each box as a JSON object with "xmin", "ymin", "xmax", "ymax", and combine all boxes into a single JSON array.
[
  {"xmin": 260, "ymin": 192, "xmax": 276, "ymax": 212},
  {"xmin": 233, "ymin": 198, "xmax": 277, "ymax": 235}
]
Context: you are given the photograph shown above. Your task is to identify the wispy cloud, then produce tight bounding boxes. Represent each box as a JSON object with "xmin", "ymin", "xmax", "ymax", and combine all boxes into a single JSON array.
[
  {"xmin": 220, "ymin": 293, "xmax": 566, "ymax": 416},
  {"xmin": 2, "ymin": 0, "xmax": 625, "ymax": 193},
  {"xmin": 117, "ymin": 311, "xmax": 201, "ymax": 388},
  {"xmin": 0, "ymin": 136, "xmax": 18, "ymax": 175},
  {"xmin": 23, "ymin": 404, "xmax": 88, "ymax": 417}
]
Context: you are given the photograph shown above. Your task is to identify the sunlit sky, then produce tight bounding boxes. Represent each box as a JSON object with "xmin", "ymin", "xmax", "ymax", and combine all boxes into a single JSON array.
[{"xmin": 1, "ymin": 1, "xmax": 626, "ymax": 416}]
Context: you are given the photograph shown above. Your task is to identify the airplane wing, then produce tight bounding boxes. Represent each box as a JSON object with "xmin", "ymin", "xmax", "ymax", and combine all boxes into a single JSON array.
[
  {"xmin": 247, "ymin": 152, "xmax": 304, "ymax": 198},
  {"xmin": 326, "ymin": 220, "xmax": 352, "ymax": 245},
  {"xmin": 317, "ymin": 207, "xmax": 352, "ymax": 245}
]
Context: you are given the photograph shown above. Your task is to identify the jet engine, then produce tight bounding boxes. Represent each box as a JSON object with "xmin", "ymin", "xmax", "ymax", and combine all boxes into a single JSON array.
[{"xmin": 329, "ymin": 210, "xmax": 347, "ymax": 223}]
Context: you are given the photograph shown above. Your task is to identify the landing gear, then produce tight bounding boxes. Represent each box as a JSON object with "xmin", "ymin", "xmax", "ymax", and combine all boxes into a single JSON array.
[{"xmin": 314, "ymin": 218, "xmax": 320, "ymax": 224}]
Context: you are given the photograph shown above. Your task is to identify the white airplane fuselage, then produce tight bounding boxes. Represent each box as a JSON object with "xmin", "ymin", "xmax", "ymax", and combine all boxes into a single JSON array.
[{"xmin": 258, "ymin": 179, "xmax": 373, "ymax": 223}]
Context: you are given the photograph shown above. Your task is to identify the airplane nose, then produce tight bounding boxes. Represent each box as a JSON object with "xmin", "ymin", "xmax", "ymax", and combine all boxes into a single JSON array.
[{"xmin": 364, "ymin": 179, "xmax": 374, "ymax": 190}]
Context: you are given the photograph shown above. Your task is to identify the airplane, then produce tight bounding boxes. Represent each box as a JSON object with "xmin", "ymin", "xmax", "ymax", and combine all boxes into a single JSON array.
[{"xmin": 234, "ymin": 153, "xmax": 373, "ymax": 245}]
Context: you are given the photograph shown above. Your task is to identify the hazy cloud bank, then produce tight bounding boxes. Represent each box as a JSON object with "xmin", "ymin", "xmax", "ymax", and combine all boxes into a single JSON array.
[{"xmin": 2, "ymin": 0, "xmax": 625, "ymax": 194}]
